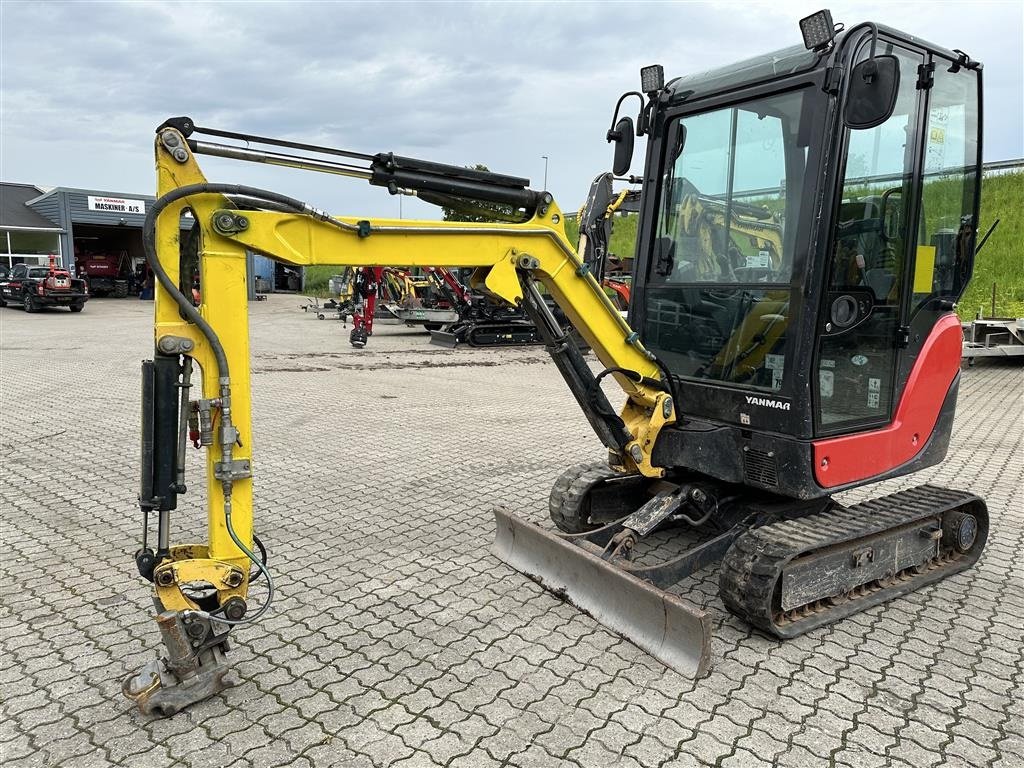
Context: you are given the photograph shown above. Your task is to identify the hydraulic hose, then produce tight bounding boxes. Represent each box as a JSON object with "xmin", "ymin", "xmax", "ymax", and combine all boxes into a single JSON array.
[
  {"xmin": 203, "ymin": 493, "xmax": 276, "ymax": 626},
  {"xmin": 249, "ymin": 533, "xmax": 268, "ymax": 582},
  {"xmin": 649, "ymin": 353, "xmax": 682, "ymax": 416},
  {"xmin": 143, "ymin": 181, "xmax": 355, "ymax": 626},
  {"xmin": 588, "ymin": 366, "xmax": 643, "ymax": 422},
  {"xmin": 142, "ymin": 181, "xmax": 357, "ymax": 378}
]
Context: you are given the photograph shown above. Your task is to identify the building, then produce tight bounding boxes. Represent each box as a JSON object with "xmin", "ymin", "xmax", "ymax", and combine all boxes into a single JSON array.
[
  {"xmin": 0, "ymin": 182, "xmax": 302, "ymax": 297},
  {"xmin": 0, "ymin": 183, "xmax": 65, "ymax": 270}
]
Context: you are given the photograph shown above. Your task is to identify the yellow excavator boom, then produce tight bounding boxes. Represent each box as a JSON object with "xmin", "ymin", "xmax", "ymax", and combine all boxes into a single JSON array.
[{"xmin": 123, "ymin": 123, "xmax": 701, "ymax": 715}]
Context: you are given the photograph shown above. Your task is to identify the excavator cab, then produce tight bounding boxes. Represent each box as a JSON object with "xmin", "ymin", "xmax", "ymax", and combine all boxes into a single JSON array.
[{"xmin": 625, "ymin": 16, "xmax": 983, "ymax": 498}]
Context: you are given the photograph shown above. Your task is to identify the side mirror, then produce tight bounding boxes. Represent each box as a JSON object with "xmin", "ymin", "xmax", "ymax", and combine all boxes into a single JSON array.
[
  {"xmin": 608, "ymin": 116, "xmax": 635, "ymax": 176},
  {"xmin": 844, "ymin": 54, "xmax": 900, "ymax": 130}
]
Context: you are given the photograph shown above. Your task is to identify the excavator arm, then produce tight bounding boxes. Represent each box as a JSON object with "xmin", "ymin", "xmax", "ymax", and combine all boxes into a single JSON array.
[{"xmin": 123, "ymin": 120, "xmax": 680, "ymax": 715}]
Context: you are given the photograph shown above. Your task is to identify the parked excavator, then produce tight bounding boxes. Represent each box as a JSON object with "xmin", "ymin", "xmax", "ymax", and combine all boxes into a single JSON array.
[
  {"xmin": 348, "ymin": 265, "xmax": 393, "ymax": 346},
  {"xmin": 123, "ymin": 10, "xmax": 988, "ymax": 716},
  {"xmin": 385, "ymin": 265, "xmax": 550, "ymax": 348},
  {"xmin": 343, "ymin": 263, "xmax": 552, "ymax": 347},
  {"xmin": 425, "ymin": 266, "xmax": 551, "ymax": 348},
  {"xmin": 304, "ymin": 265, "xmax": 462, "ymax": 344}
]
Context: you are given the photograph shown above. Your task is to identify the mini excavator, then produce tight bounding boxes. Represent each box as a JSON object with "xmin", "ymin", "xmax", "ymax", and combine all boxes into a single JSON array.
[
  {"xmin": 346, "ymin": 265, "xmax": 448, "ymax": 346},
  {"xmin": 391, "ymin": 265, "xmax": 555, "ymax": 348},
  {"xmin": 123, "ymin": 11, "xmax": 988, "ymax": 715},
  {"xmin": 426, "ymin": 270, "xmax": 552, "ymax": 348}
]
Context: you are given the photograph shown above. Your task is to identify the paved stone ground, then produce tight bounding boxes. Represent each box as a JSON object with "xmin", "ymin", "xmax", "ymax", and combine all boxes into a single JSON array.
[{"xmin": 1, "ymin": 295, "xmax": 1021, "ymax": 768}]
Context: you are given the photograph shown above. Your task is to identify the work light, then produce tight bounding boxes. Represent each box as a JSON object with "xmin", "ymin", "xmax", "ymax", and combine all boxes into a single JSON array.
[
  {"xmin": 800, "ymin": 9, "xmax": 836, "ymax": 51},
  {"xmin": 640, "ymin": 64, "xmax": 665, "ymax": 94}
]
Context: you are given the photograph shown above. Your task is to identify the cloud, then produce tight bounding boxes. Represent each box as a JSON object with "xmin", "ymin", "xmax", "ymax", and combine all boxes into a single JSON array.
[{"xmin": 1, "ymin": 0, "xmax": 1020, "ymax": 216}]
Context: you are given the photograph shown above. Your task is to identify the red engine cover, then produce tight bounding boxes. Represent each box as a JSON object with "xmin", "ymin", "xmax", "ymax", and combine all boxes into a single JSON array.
[{"xmin": 813, "ymin": 314, "xmax": 962, "ymax": 488}]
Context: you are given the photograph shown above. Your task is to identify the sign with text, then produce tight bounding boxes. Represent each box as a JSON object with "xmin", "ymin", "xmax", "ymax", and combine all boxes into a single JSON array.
[{"xmin": 87, "ymin": 196, "xmax": 146, "ymax": 215}]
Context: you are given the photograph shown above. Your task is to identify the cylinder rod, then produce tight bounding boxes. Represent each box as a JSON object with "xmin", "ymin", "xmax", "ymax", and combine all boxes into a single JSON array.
[
  {"xmin": 175, "ymin": 356, "xmax": 193, "ymax": 491},
  {"xmin": 188, "ymin": 140, "xmax": 373, "ymax": 180}
]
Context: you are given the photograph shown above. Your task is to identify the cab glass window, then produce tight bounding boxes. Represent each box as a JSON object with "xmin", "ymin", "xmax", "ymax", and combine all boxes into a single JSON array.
[
  {"xmin": 643, "ymin": 89, "xmax": 808, "ymax": 391},
  {"xmin": 911, "ymin": 65, "xmax": 980, "ymax": 313}
]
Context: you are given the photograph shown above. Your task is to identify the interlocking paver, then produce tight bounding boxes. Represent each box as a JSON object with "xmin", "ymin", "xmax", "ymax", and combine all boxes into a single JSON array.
[{"xmin": 1, "ymin": 296, "xmax": 1021, "ymax": 767}]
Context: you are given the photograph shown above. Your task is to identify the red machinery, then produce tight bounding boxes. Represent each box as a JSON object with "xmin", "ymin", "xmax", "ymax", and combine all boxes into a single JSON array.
[{"xmin": 75, "ymin": 249, "xmax": 132, "ymax": 297}]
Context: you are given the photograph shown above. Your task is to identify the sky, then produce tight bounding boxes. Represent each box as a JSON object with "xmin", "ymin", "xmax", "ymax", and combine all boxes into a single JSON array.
[{"xmin": 2, "ymin": 0, "xmax": 1021, "ymax": 220}]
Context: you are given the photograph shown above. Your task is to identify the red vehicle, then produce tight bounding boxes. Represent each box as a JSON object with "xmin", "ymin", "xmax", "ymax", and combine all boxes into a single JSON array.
[
  {"xmin": 603, "ymin": 276, "xmax": 631, "ymax": 311},
  {"xmin": 75, "ymin": 250, "xmax": 131, "ymax": 297}
]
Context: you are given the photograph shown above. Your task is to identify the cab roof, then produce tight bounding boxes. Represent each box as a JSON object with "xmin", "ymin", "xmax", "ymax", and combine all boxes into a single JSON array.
[
  {"xmin": 664, "ymin": 22, "xmax": 973, "ymax": 106},
  {"xmin": 666, "ymin": 44, "xmax": 817, "ymax": 105}
]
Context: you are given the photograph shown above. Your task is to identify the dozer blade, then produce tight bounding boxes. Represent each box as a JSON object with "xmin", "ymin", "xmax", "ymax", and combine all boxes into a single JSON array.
[
  {"xmin": 492, "ymin": 508, "xmax": 712, "ymax": 679},
  {"xmin": 429, "ymin": 328, "xmax": 461, "ymax": 348}
]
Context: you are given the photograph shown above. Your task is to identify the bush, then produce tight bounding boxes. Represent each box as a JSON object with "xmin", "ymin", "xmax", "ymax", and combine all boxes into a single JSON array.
[{"xmin": 302, "ymin": 265, "xmax": 341, "ymax": 297}]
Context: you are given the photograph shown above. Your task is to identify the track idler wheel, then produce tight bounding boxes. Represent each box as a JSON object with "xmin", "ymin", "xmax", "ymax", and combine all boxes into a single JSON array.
[
  {"xmin": 548, "ymin": 462, "xmax": 651, "ymax": 533},
  {"xmin": 942, "ymin": 509, "xmax": 978, "ymax": 553}
]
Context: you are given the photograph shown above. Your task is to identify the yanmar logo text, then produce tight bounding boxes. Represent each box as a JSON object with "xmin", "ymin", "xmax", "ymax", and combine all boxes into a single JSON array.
[{"xmin": 745, "ymin": 395, "xmax": 791, "ymax": 411}]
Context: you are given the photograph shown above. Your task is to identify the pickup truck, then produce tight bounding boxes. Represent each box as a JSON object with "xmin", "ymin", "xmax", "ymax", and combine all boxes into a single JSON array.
[{"xmin": 0, "ymin": 263, "xmax": 89, "ymax": 312}]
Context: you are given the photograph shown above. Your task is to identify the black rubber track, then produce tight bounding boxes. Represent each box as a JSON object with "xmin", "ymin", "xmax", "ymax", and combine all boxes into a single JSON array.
[
  {"xmin": 466, "ymin": 322, "xmax": 542, "ymax": 347},
  {"xmin": 719, "ymin": 484, "xmax": 988, "ymax": 638}
]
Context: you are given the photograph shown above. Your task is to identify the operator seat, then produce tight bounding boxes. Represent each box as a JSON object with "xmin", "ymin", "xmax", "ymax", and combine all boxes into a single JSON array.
[{"xmin": 835, "ymin": 198, "xmax": 898, "ymax": 302}]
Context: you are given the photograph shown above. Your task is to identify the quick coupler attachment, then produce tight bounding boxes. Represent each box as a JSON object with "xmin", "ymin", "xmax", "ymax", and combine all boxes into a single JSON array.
[
  {"xmin": 492, "ymin": 508, "xmax": 712, "ymax": 678},
  {"xmin": 122, "ymin": 611, "xmax": 239, "ymax": 717}
]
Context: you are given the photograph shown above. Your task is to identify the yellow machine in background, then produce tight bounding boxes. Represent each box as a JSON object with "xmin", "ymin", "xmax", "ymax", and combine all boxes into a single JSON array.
[{"xmin": 673, "ymin": 184, "xmax": 784, "ymax": 282}]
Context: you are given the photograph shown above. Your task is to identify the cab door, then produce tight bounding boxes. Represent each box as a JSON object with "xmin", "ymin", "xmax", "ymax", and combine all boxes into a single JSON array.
[
  {"xmin": 815, "ymin": 41, "xmax": 927, "ymax": 435},
  {"xmin": 901, "ymin": 56, "xmax": 982, "ymax": 380}
]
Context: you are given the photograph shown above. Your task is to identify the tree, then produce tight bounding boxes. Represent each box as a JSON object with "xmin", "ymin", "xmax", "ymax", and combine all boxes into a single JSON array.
[{"xmin": 440, "ymin": 164, "xmax": 519, "ymax": 223}]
